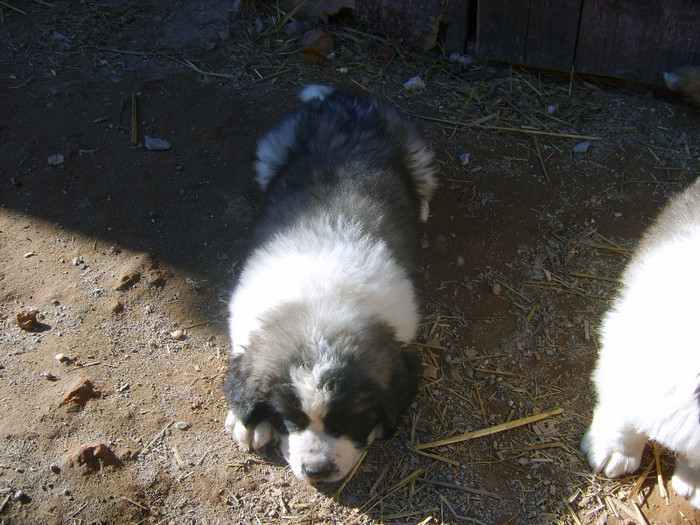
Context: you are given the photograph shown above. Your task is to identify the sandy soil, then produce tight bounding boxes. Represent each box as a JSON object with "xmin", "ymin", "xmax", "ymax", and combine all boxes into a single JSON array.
[{"xmin": 1, "ymin": 2, "xmax": 699, "ymax": 524}]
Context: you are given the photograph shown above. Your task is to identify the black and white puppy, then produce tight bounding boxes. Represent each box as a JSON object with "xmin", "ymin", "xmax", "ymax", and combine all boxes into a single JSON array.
[{"xmin": 223, "ymin": 85, "xmax": 437, "ymax": 483}]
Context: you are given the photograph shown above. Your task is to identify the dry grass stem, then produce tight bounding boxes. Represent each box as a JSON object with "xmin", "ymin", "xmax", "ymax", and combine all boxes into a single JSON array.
[
  {"xmin": 333, "ymin": 449, "xmax": 368, "ymax": 499},
  {"xmin": 653, "ymin": 443, "xmax": 670, "ymax": 502},
  {"xmin": 414, "ymin": 408, "xmax": 563, "ymax": 450}
]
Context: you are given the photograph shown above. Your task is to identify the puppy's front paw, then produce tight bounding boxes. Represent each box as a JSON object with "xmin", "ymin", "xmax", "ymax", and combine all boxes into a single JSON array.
[
  {"xmin": 225, "ymin": 410, "xmax": 277, "ymax": 450},
  {"xmin": 581, "ymin": 426, "xmax": 645, "ymax": 478},
  {"xmin": 672, "ymin": 458, "xmax": 700, "ymax": 509}
]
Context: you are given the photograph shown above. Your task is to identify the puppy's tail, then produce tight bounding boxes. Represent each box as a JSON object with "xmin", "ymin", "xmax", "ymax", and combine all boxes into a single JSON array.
[{"xmin": 299, "ymin": 84, "xmax": 335, "ymax": 103}]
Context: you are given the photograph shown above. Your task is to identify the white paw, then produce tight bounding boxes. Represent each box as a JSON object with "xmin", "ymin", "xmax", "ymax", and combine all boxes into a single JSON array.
[
  {"xmin": 581, "ymin": 426, "xmax": 645, "ymax": 478},
  {"xmin": 419, "ymin": 201, "xmax": 430, "ymax": 223},
  {"xmin": 225, "ymin": 410, "xmax": 277, "ymax": 450},
  {"xmin": 672, "ymin": 459, "xmax": 700, "ymax": 509}
]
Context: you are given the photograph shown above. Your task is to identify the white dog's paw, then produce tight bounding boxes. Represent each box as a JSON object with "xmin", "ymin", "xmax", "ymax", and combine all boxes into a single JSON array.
[
  {"xmin": 581, "ymin": 426, "xmax": 645, "ymax": 478},
  {"xmin": 419, "ymin": 201, "xmax": 430, "ymax": 223},
  {"xmin": 225, "ymin": 410, "xmax": 277, "ymax": 450},
  {"xmin": 671, "ymin": 458, "xmax": 700, "ymax": 509}
]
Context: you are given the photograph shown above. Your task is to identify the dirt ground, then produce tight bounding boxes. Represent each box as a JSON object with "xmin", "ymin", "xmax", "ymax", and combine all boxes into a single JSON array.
[{"xmin": 1, "ymin": 2, "xmax": 699, "ymax": 524}]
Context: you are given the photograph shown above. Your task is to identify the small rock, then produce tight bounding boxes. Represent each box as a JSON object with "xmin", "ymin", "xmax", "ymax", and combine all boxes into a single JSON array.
[
  {"xmin": 13, "ymin": 490, "xmax": 31, "ymax": 504},
  {"xmin": 111, "ymin": 301, "xmax": 125, "ymax": 314},
  {"xmin": 144, "ymin": 136, "xmax": 172, "ymax": 151},
  {"xmin": 170, "ymin": 329, "xmax": 185, "ymax": 340},
  {"xmin": 572, "ymin": 141, "xmax": 591, "ymax": 154},
  {"xmin": 403, "ymin": 76, "xmax": 426, "ymax": 91},
  {"xmin": 459, "ymin": 152, "xmax": 470, "ymax": 166},
  {"xmin": 23, "ymin": 251, "xmax": 36, "ymax": 258},
  {"xmin": 72, "ymin": 257, "xmax": 87, "ymax": 270},
  {"xmin": 41, "ymin": 372, "xmax": 59, "ymax": 381},
  {"xmin": 17, "ymin": 309, "xmax": 39, "ymax": 330},
  {"xmin": 47, "ymin": 154, "xmax": 65, "ymax": 166},
  {"xmin": 60, "ymin": 376, "xmax": 102, "ymax": 407},
  {"xmin": 491, "ymin": 283, "xmax": 502, "ymax": 296},
  {"xmin": 50, "ymin": 464, "xmax": 61, "ymax": 474},
  {"xmin": 55, "ymin": 353, "xmax": 73, "ymax": 364},
  {"xmin": 173, "ymin": 421, "xmax": 190, "ymax": 430},
  {"xmin": 61, "ymin": 443, "xmax": 123, "ymax": 473},
  {"xmin": 448, "ymin": 53, "xmax": 475, "ymax": 66},
  {"xmin": 299, "ymin": 28, "xmax": 335, "ymax": 55},
  {"xmin": 115, "ymin": 271, "xmax": 141, "ymax": 291}
]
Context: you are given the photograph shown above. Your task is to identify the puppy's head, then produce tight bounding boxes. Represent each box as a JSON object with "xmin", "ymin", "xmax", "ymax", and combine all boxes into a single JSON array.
[{"xmin": 224, "ymin": 303, "xmax": 421, "ymax": 483}]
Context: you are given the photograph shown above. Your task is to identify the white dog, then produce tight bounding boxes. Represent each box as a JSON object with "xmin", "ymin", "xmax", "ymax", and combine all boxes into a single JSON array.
[
  {"xmin": 223, "ymin": 85, "xmax": 436, "ymax": 482},
  {"xmin": 582, "ymin": 177, "xmax": 700, "ymax": 508}
]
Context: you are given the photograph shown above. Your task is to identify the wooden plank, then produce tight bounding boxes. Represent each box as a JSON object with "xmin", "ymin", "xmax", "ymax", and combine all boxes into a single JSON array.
[
  {"xmin": 444, "ymin": 0, "xmax": 471, "ymax": 56},
  {"xmin": 477, "ymin": 0, "xmax": 580, "ymax": 71},
  {"xmin": 525, "ymin": 0, "xmax": 582, "ymax": 71},
  {"xmin": 476, "ymin": 0, "xmax": 531, "ymax": 63},
  {"xmin": 575, "ymin": 0, "xmax": 700, "ymax": 85}
]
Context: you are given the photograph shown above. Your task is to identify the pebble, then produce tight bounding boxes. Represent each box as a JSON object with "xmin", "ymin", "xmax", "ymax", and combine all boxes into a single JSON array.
[
  {"xmin": 13, "ymin": 490, "xmax": 31, "ymax": 504},
  {"xmin": 47, "ymin": 154, "xmax": 65, "ymax": 166},
  {"xmin": 572, "ymin": 141, "xmax": 591, "ymax": 154},
  {"xmin": 61, "ymin": 443, "xmax": 122, "ymax": 472},
  {"xmin": 72, "ymin": 257, "xmax": 87, "ymax": 270},
  {"xmin": 60, "ymin": 376, "xmax": 102, "ymax": 407},
  {"xmin": 459, "ymin": 152, "xmax": 470, "ymax": 165},
  {"xmin": 173, "ymin": 421, "xmax": 190, "ymax": 430},
  {"xmin": 55, "ymin": 353, "xmax": 72, "ymax": 363},
  {"xmin": 448, "ymin": 52, "xmax": 475, "ymax": 66},
  {"xmin": 144, "ymin": 136, "xmax": 172, "ymax": 151},
  {"xmin": 403, "ymin": 76, "xmax": 426, "ymax": 91},
  {"xmin": 490, "ymin": 283, "xmax": 502, "ymax": 296},
  {"xmin": 41, "ymin": 372, "xmax": 58, "ymax": 381},
  {"xmin": 111, "ymin": 301, "xmax": 125, "ymax": 314},
  {"xmin": 16, "ymin": 309, "xmax": 39, "ymax": 330},
  {"xmin": 115, "ymin": 271, "xmax": 141, "ymax": 291},
  {"xmin": 170, "ymin": 329, "xmax": 185, "ymax": 340},
  {"xmin": 50, "ymin": 464, "xmax": 61, "ymax": 474}
]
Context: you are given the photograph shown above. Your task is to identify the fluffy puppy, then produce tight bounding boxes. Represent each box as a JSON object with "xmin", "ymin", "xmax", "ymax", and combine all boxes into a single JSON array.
[
  {"xmin": 581, "ymin": 177, "xmax": 700, "ymax": 508},
  {"xmin": 223, "ymin": 85, "xmax": 437, "ymax": 483}
]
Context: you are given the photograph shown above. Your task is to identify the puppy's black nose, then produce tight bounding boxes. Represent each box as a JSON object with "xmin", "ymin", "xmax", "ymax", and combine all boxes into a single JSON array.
[{"xmin": 301, "ymin": 460, "xmax": 337, "ymax": 481}]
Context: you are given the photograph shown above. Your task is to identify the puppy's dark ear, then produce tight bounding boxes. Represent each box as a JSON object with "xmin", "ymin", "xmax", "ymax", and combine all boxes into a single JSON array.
[
  {"xmin": 222, "ymin": 354, "xmax": 268, "ymax": 427},
  {"xmin": 380, "ymin": 349, "xmax": 422, "ymax": 438}
]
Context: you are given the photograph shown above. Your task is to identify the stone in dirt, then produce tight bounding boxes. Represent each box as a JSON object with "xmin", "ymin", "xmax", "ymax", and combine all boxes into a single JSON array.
[
  {"xmin": 115, "ymin": 271, "xmax": 141, "ymax": 291},
  {"xmin": 60, "ymin": 376, "xmax": 102, "ymax": 407},
  {"xmin": 61, "ymin": 443, "xmax": 123, "ymax": 474},
  {"xmin": 16, "ymin": 309, "xmax": 38, "ymax": 330}
]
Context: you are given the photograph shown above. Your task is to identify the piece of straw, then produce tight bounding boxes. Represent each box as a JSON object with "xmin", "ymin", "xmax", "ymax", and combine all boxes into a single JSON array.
[{"xmin": 414, "ymin": 408, "xmax": 563, "ymax": 450}]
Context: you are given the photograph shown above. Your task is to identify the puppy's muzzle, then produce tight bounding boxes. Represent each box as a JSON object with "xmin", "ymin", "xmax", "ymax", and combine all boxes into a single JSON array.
[{"xmin": 302, "ymin": 459, "xmax": 338, "ymax": 482}]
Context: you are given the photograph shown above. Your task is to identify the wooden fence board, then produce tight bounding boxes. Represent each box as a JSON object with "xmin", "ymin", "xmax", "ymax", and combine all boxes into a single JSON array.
[
  {"xmin": 475, "ymin": 0, "xmax": 699, "ymax": 85},
  {"xmin": 477, "ymin": 0, "xmax": 531, "ymax": 63},
  {"xmin": 575, "ymin": 0, "xmax": 700, "ymax": 84},
  {"xmin": 525, "ymin": 0, "xmax": 582, "ymax": 71}
]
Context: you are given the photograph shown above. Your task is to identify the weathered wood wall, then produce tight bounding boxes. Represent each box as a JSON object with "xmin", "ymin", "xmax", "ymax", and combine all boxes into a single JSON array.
[{"xmin": 476, "ymin": 0, "xmax": 700, "ymax": 85}]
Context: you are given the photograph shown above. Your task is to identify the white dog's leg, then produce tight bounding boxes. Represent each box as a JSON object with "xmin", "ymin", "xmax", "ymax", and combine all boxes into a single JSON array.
[
  {"xmin": 225, "ymin": 410, "xmax": 277, "ymax": 450},
  {"xmin": 582, "ymin": 407, "xmax": 647, "ymax": 478},
  {"xmin": 672, "ymin": 455, "xmax": 700, "ymax": 509}
]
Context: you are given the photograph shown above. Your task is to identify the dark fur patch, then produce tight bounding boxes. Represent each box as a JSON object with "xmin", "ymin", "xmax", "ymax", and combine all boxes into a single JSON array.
[
  {"xmin": 224, "ymin": 302, "xmax": 421, "ymax": 445},
  {"xmin": 252, "ymin": 90, "xmax": 430, "ymax": 277}
]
